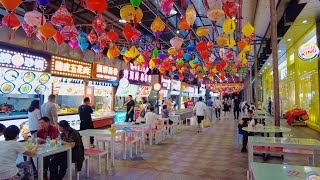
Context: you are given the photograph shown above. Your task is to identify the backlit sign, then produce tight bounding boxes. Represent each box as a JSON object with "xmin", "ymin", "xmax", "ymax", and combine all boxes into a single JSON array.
[
  {"xmin": 92, "ymin": 62, "xmax": 119, "ymax": 81},
  {"xmin": 0, "ymin": 49, "xmax": 47, "ymax": 71},
  {"xmin": 51, "ymin": 56, "xmax": 91, "ymax": 78},
  {"xmin": 161, "ymin": 76, "xmax": 171, "ymax": 90},
  {"xmin": 298, "ymin": 44, "xmax": 319, "ymax": 61},
  {"xmin": 123, "ymin": 69, "xmax": 151, "ymax": 83}
]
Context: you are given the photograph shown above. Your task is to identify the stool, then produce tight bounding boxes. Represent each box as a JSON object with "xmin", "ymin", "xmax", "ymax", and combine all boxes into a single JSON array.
[
  {"xmin": 185, "ymin": 118, "xmax": 191, "ymax": 125},
  {"xmin": 84, "ymin": 149, "xmax": 108, "ymax": 175},
  {"xmin": 74, "ymin": 156, "xmax": 90, "ymax": 180},
  {"xmin": 236, "ymin": 132, "xmax": 243, "ymax": 148}
]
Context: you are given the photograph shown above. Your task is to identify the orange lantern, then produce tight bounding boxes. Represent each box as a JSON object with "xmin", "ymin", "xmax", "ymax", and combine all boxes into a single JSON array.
[
  {"xmin": 38, "ymin": 23, "xmax": 57, "ymax": 40},
  {"xmin": 237, "ymin": 40, "xmax": 248, "ymax": 51},
  {"xmin": 205, "ymin": 62, "xmax": 214, "ymax": 70},
  {"xmin": 107, "ymin": 44, "xmax": 120, "ymax": 59},
  {"xmin": 0, "ymin": 0, "xmax": 22, "ymax": 11},
  {"xmin": 179, "ymin": 17, "xmax": 190, "ymax": 30},
  {"xmin": 216, "ymin": 33, "xmax": 228, "ymax": 46},
  {"xmin": 106, "ymin": 29, "xmax": 119, "ymax": 41},
  {"xmin": 196, "ymin": 26, "xmax": 209, "ymax": 37},
  {"xmin": 168, "ymin": 47, "xmax": 177, "ymax": 55}
]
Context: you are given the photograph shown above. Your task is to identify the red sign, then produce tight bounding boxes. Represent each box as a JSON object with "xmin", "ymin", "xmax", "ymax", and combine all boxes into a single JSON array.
[
  {"xmin": 51, "ymin": 56, "xmax": 91, "ymax": 78},
  {"xmin": 92, "ymin": 62, "xmax": 119, "ymax": 81}
]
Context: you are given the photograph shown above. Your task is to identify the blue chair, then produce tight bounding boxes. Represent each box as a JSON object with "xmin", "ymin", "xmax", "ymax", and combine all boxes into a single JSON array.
[{"xmin": 236, "ymin": 131, "xmax": 243, "ymax": 148}]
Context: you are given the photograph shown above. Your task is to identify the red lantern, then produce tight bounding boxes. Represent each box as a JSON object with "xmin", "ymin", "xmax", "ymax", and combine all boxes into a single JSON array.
[
  {"xmin": 106, "ymin": 29, "xmax": 119, "ymax": 41},
  {"xmin": 123, "ymin": 56, "xmax": 131, "ymax": 64},
  {"xmin": 53, "ymin": 31, "xmax": 66, "ymax": 46},
  {"xmin": 87, "ymin": 30, "xmax": 97, "ymax": 44},
  {"xmin": 200, "ymin": 51, "xmax": 209, "ymax": 59},
  {"xmin": 220, "ymin": 60, "xmax": 227, "ymax": 68},
  {"xmin": 2, "ymin": 12, "xmax": 20, "ymax": 29},
  {"xmin": 92, "ymin": 14, "xmax": 106, "ymax": 35},
  {"xmin": 222, "ymin": 1, "xmax": 239, "ymax": 18},
  {"xmin": 98, "ymin": 32, "xmax": 108, "ymax": 50},
  {"xmin": 0, "ymin": 0, "xmax": 22, "ymax": 11},
  {"xmin": 122, "ymin": 24, "xmax": 135, "ymax": 41},
  {"xmin": 196, "ymin": 41, "xmax": 207, "ymax": 52},
  {"xmin": 207, "ymin": 40, "xmax": 214, "ymax": 49},
  {"xmin": 86, "ymin": 0, "xmax": 108, "ymax": 13},
  {"xmin": 204, "ymin": 62, "xmax": 214, "ymax": 70},
  {"xmin": 22, "ymin": 23, "xmax": 35, "ymax": 37},
  {"xmin": 216, "ymin": 64, "xmax": 222, "ymax": 71},
  {"xmin": 153, "ymin": 57, "xmax": 160, "ymax": 64},
  {"xmin": 131, "ymin": 29, "xmax": 141, "ymax": 43},
  {"xmin": 61, "ymin": 25, "xmax": 79, "ymax": 38},
  {"xmin": 51, "ymin": 5, "xmax": 74, "ymax": 27}
]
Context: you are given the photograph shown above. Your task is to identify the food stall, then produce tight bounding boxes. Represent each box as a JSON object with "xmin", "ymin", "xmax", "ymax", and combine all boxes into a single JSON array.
[
  {"xmin": 170, "ymin": 80, "xmax": 181, "ymax": 109},
  {"xmin": 0, "ymin": 48, "xmax": 51, "ymax": 140},
  {"xmin": 180, "ymin": 84, "xmax": 195, "ymax": 109},
  {"xmin": 158, "ymin": 76, "xmax": 171, "ymax": 113},
  {"xmin": 135, "ymin": 85, "xmax": 152, "ymax": 119}
]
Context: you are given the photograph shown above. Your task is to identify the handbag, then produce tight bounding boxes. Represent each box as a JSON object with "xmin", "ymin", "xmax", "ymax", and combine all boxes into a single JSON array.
[
  {"xmin": 140, "ymin": 105, "xmax": 147, "ymax": 118},
  {"xmin": 203, "ymin": 118, "xmax": 212, "ymax": 128}
]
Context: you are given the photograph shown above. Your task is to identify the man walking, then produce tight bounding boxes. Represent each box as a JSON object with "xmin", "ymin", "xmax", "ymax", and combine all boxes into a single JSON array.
[
  {"xmin": 194, "ymin": 97, "xmax": 207, "ymax": 133},
  {"xmin": 124, "ymin": 95, "xmax": 135, "ymax": 122},
  {"xmin": 214, "ymin": 97, "xmax": 222, "ymax": 120},
  {"xmin": 233, "ymin": 96, "xmax": 241, "ymax": 120}
]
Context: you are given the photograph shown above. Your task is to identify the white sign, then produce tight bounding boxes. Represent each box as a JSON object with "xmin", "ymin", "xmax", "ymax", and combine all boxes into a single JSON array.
[{"xmin": 161, "ymin": 76, "xmax": 171, "ymax": 90}]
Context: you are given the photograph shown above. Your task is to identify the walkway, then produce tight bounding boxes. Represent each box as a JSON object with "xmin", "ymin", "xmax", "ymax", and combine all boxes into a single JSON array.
[{"xmin": 79, "ymin": 116, "xmax": 320, "ymax": 180}]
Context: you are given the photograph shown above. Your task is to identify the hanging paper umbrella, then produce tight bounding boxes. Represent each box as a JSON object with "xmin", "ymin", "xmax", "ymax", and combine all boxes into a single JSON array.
[
  {"xmin": 222, "ymin": 18, "xmax": 236, "ymax": 34},
  {"xmin": 196, "ymin": 26, "xmax": 210, "ymax": 37},
  {"xmin": 0, "ymin": 0, "xmax": 22, "ymax": 11},
  {"xmin": 92, "ymin": 14, "xmax": 107, "ymax": 35},
  {"xmin": 61, "ymin": 25, "xmax": 79, "ymax": 39},
  {"xmin": 186, "ymin": 44, "xmax": 196, "ymax": 52},
  {"xmin": 120, "ymin": 5, "xmax": 143, "ymax": 26},
  {"xmin": 107, "ymin": 44, "xmax": 121, "ymax": 59},
  {"xmin": 106, "ymin": 29, "xmax": 119, "ymax": 41},
  {"xmin": 196, "ymin": 41, "xmax": 207, "ymax": 52},
  {"xmin": 86, "ymin": 0, "xmax": 108, "ymax": 13},
  {"xmin": 51, "ymin": 4, "xmax": 74, "ymax": 27},
  {"xmin": 222, "ymin": 1, "xmax": 239, "ymax": 18},
  {"xmin": 242, "ymin": 22, "xmax": 255, "ymax": 38},
  {"xmin": 2, "ymin": 12, "xmax": 20, "ymax": 29},
  {"xmin": 170, "ymin": 37, "xmax": 183, "ymax": 50},
  {"xmin": 38, "ymin": 23, "xmax": 57, "ymax": 40},
  {"xmin": 87, "ymin": 30, "xmax": 97, "ymax": 44},
  {"xmin": 122, "ymin": 24, "xmax": 135, "ymax": 41},
  {"xmin": 185, "ymin": 4, "xmax": 196, "ymax": 27},
  {"xmin": 207, "ymin": 5, "xmax": 225, "ymax": 22},
  {"xmin": 24, "ymin": 10, "xmax": 45, "ymax": 27},
  {"xmin": 22, "ymin": 23, "xmax": 35, "ymax": 37},
  {"xmin": 53, "ymin": 31, "xmax": 66, "ymax": 46}
]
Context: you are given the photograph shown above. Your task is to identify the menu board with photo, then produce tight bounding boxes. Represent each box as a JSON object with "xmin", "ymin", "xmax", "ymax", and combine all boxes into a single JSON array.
[
  {"xmin": 116, "ymin": 84, "xmax": 139, "ymax": 96},
  {"xmin": 52, "ymin": 77, "xmax": 85, "ymax": 96},
  {"xmin": 136, "ymin": 85, "xmax": 152, "ymax": 97}
]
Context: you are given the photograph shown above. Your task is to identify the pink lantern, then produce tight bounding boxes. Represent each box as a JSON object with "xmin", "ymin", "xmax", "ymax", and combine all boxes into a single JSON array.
[
  {"xmin": 24, "ymin": 10, "xmax": 45, "ymax": 27},
  {"xmin": 170, "ymin": 37, "xmax": 183, "ymax": 50},
  {"xmin": 51, "ymin": 5, "xmax": 74, "ymax": 27},
  {"xmin": 68, "ymin": 39, "xmax": 79, "ymax": 50},
  {"xmin": 87, "ymin": 30, "xmax": 97, "ymax": 44},
  {"xmin": 161, "ymin": 0, "xmax": 174, "ymax": 15},
  {"xmin": 225, "ymin": 50, "xmax": 233, "ymax": 60},
  {"xmin": 234, "ymin": 57, "xmax": 242, "ymax": 66},
  {"xmin": 22, "ymin": 23, "xmax": 35, "ymax": 37},
  {"xmin": 61, "ymin": 25, "xmax": 79, "ymax": 38},
  {"xmin": 92, "ymin": 14, "xmax": 106, "ymax": 35}
]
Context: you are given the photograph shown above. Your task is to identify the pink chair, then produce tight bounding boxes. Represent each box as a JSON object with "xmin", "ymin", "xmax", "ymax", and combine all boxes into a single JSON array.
[{"xmin": 84, "ymin": 149, "xmax": 108, "ymax": 175}]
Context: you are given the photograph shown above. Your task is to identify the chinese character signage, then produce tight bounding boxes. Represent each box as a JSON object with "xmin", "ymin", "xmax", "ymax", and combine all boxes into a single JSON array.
[
  {"xmin": 92, "ymin": 62, "xmax": 119, "ymax": 81},
  {"xmin": 51, "ymin": 56, "xmax": 91, "ymax": 79},
  {"xmin": 161, "ymin": 76, "xmax": 171, "ymax": 90},
  {"xmin": 0, "ymin": 48, "xmax": 47, "ymax": 71},
  {"xmin": 122, "ymin": 69, "xmax": 151, "ymax": 83},
  {"xmin": 130, "ymin": 63, "xmax": 149, "ymax": 73}
]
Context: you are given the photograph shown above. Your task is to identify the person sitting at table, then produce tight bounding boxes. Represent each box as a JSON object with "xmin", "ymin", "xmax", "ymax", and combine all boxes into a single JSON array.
[
  {"xmin": 49, "ymin": 120, "xmax": 84, "ymax": 180},
  {"xmin": 145, "ymin": 106, "xmax": 158, "ymax": 129},
  {"xmin": 36, "ymin": 117, "xmax": 60, "ymax": 144},
  {"xmin": 0, "ymin": 123, "xmax": 6, "ymax": 137},
  {"xmin": 238, "ymin": 110, "xmax": 258, "ymax": 153},
  {"xmin": 0, "ymin": 125, "xmax": 39, "ymax": 180},
  {"xmin": 161, "ymin": 105, "xmax": 173, "ymax": 124}
]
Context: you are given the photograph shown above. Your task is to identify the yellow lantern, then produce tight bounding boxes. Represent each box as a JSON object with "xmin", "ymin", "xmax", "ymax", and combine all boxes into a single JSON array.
[
  {"xmin": 195, "ymin": 66, "xmax": 202, "ymax": 71},
  {"xmin": 216, "ymin": 33, "xmax": 228, "ymax": 46},
  {"xmin": 222, "ymin": 18, "xmax": 236, "ymax": 35},
  {"xmin": 242, "ymin": 58, "xmax": 248, "ymax": 64},
  {"xmin": 212, "ymin": 67, "xmax": 218, "ymax": 73},
  {"xmin": 189, "ymin": 61, "xmax": 196, "ymax": 68},
  {"xmin": 242, "ymin": 22, "xmax": 254, "ymax": 37},
  {"xmin": 243, "ymin": 44, "xmax": 252, "ymax": 52},
  {"xmin": 107, "ymin": 44, "xmax": 120, "ymax": 59},
  {"xmin": 168, "ymin": 47, "xmax": 177, "ymax": 55},
  {"xmin": 38, "ymin": 23, "xmax": 57, "ymax": 40},
  {"xmin": 239, "ymin": 51, "xmax": 246, "ymax": 60},
  {"xmin": 186, "ymin": 4, "xmax": 196, "ymax": 26},
  {"xmin": 125, "ymin": 46, "xmax": 139, "ymax": 58},
  {"xmin": 149, "ymin": 59, "xmax": 155, "ymax": 69},
  {"xmin": 196, "ymin": 26, "xmax": 210, "ymax": 37},
  {"xmin": 227, "ymin": 36, "xmax": 235, "ymax": 48},
  {"xmin": 120, "ymin": 5, "xmax": 143, "ymax": 23},
  {"xmin": 209, "ymin": 76, "xmax": 214, "ymax": 81},
  {"xmin": 136, "ymin": 55, "xmax": 145, "ymax": 63},
  {"xmin": 190, "ymin": 68, "xmax": 196, "ymax": 74},
  {"xmin": 151, "ymin": 16, "xmax": 165, "ymax": 32}
]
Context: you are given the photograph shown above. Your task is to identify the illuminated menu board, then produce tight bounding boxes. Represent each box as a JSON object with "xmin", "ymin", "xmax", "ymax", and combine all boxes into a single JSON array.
[
  {"xmin": 0, "ymin": 48, "xmax": 47, "ymax": 71},
  {"xmin": 51, "ymin": 56, "xmax": 91, "ymax": 79},
  {"xmin": 92, "ymin": 62, "xmax": 119, "ymax": 81},
  {"xmin": 136, "ymin": 85, "xmax": 152, "ymax": 97},
  {"xmin": 122, "ymin": 63, "xmax": 151, "ymax": 83}
]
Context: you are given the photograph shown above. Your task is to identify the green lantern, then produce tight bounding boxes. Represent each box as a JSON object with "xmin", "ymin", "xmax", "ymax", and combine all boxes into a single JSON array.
[
  {"xmin": 241, "ymin": 67, "xmax": 246, "ymax": 73},
  {"xmin": 226, "ymin": 66, "xmax": 231, "ymax": 71},
  {"xmin": 177, "ymin": 59, "xmax": 184, "ymax": 65},
  {"xmin": 130, "ymin": 0, "xmax": 142, "ymax": 7},
  {"xmin": 201, "ymin": 69, "xmax": 206, "ymax": 74},
  {"xmin": 152, "ymin": 47, "xmax": 158, "ymax": 58}
]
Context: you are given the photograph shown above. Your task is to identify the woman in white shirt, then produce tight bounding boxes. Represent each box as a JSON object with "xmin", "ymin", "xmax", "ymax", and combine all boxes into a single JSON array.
[
  {"xmin": 28, "ymin": 100, "xmax": 41, "ymax": 133},
  {"xmin": 0, "ymin": 125, "xmax": 38, "ymax": 180},
  {"xmin": 144, "ymin": 106, "xmax": 158, "ymax": 129}
]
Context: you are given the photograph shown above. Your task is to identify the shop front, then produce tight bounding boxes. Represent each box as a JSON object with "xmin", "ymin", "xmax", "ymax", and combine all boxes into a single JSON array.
[
  {"xmin": 170, "ymin": 80, "xmax": 181, "ymax": 109},
  {"xmin": 0, "ymin": 48, "xmax": 51, "ymax": 140},
  {"xmin": 180, "ymin": 84, "xmax": 195, "ymax": 109}
]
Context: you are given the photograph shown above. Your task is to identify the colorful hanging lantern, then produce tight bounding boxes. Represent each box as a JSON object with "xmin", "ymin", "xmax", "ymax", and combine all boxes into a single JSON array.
[
  {"xmin": 200, "ymin": 51, "xmax": 209, "ymax": 59},
  {"xmin": 151, "ymin": 16, "xmax": 165, "ymax": 32},
  {"xmin": 24, "ymin": 10, "xmax": 45, "ymax": 27},
  {"xmin": 152, "ymin": 47, "xmax": 158, "ymax": 58},
  {"xmin": 79, "ymin": 42, "xmax": 89, "ymax": 51},
  {"xmin": 87, "ymin": 30, "xmax": 97, "ymax": 44},
  {"xmin": 38, "ymin": 23, "xmax": 57, "ymax": 40},
  {"xmin": 53, "ymin": 31, "xmax": 66, "ymax": 46},
  {"xmin": 222, "ymin": 1, "xmax": 239, "ymax": 18},
  {"xmin": 68, "ymin": 39, "xmax": 79, "ymax": 50},
  {"xmin": 186, "ymin": 4, "xmax": 196, "ymax": 27},
  {"xmin": 216, "ymin": 33, "xmax": 228, "ymax": 47},
  {"xmin": 186, "ymin": 44, "xmax": 196, "ymax": 52},
  {"xmin": 122, "ymin": 24, "xmax": 135, "ymax": 41},
  {"xmin": 183, "ymin": 53, "xmax": 191, "ymax": 60},
  {"xmin": 22, "ymin": 23, "xmax": 35, "ymax": 37},
  {"xmin": 167, "ymin": 47, "xmax": 177, "ymax": 55},
  {"xmin": 207, "ymin": 41, "xmax": 214, "ymax": 49},
  {"xmin": 239, "ymin": 51, "xmax": 246, "ymax": 60},
  {"xmin": 158, "ymin": 51, "xmax": 167, "ymax": 60},
  {"xmin": 243, "ymin": 44, "xmax": 252, "ymax": 52},
  {"xmin": 51, "ymin": 4, "xmax": 74, "ymax": 27},
  {"xmin": 86, "ymin": 0, "xmax": 108, "ymax": 13},
  {"xmin": 196, "ymin": 41, "xmax": 207, "ymax": 52},
  {"xmin": 76, "ymin": 31, "xmax": 87, "ymax": 44},
  {"xmin": 107, "ymin": 44, "xmax": 120, "ymax": 59},
  {"xmin": 234, "ymin": 57, "xmax": 242, "ymax": 66},
  {"xmin": 130, "ymin": 0, "xmax": 142, "ymax": 7},
  {"xmin": 237, "ymin": 40, "xmax": 248, "ymax": 51},
  {"xmin": 125, "ymin": 46, "xmax": 139, "ymax": 58},
  {"xmin": 207, "ymin": 5, "xmax": 225, "ymax": 22},
  {"xmin": 106, "ymin": 29, "xmax": 119, "ymax": 41},
  {"xmin": 0, "ymin": 0, "xmax": 22, "ymax": 11},
  {"xmin": 98, "ymin": 32, "xmax": 108, "ymax": 50},
  {"xmin": 36, "ymin": 33, "xmax": 46, "ymax": 42},
  {"xmin": 120, "ymin": 5, "xmax": 143, "ymax": 25},
  {"xmin": 170, "ymin": 37, "xmax": 184, "ymax": 50},
  {"xmin": 179, "ymin": 17, "xmax": 190, "ymax": 30},
  {"xmin": 61, "ymin": 25, "xmax": 79, "ymax": 39},
  {"xmin": 92, "ymin": 14, "xmax": 107, "ymax": 35},
  {"xmin": 2, "ymin": 12, "xmax": 20, "ymax": 29},
  {"xmin": 209, "ymin": 53, "xmax": 216, "ymax": 62},
  {"xmin": 37, "ymin": 0, "xmax": 50, "ymax": 7},
  {"xmin": 242, "ymin": 22, "xmax": 255, "ymax": 38},
  {"xmin": 131, "ymin": 29, "xmax": 141, "ymax": 43},
  {"xmin": 161, "ymin": 0, "xmax": 174, "ymax": 15},
  {"xmin": 205, "ymin": 62, "xmax": 214, "ymax": 70},
  {"xmin": 227, "ymin": 37, "xmax": 236, "ymax": 48},
  {"xmin": 149, "ymin": 59, "xmax": 156, "ymax": 69},
  {"xmin": 222, "ymin": 18, "xmax": 236, "ymax": 34},
  {"xmin": 196, "ymin": 26, "xmax": 210, "ymax": 37}
]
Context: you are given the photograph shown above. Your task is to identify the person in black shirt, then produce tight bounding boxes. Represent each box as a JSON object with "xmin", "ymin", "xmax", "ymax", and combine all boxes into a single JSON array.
[
  {"xmin": 238, "ymin": 110, "xmax": 257, "ymax": 153},
  {"xmin": 124, "ymin": 95, "xmax": 135, "ymax": 122},
  {"xmin": 233, "ymin": 96, "xmax": 241, "ymax": 120},
  {"xmin": 79, "ymin": 97, "xmax": 94, "ymax": 147},
  {"xmin": 268, "ymin": 97, "xmax": 272, "ymax": 115}
]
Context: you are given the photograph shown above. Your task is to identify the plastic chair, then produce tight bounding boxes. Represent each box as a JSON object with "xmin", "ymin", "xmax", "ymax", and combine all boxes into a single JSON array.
[
  {"xmin": 74, "ymin": 156, "xmax": 89, "ymax": 180},
  {"xmin": 84, "ymin": 149, "xmax": 108, "ymax": 175},
  {"xmin": 236, "ymin": 131, "xmax": 243, "ymax": 148}
]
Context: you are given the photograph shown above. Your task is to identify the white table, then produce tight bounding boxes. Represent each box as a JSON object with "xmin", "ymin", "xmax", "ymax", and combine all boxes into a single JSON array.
[
  {"xmin": 169, "ymin": 114, "xmax": 182, "ymax": 130},
  {"xmin": 111, "ymin": 122, "xmax": 152, "ymax": 148},
  {"xmin": 27, "ymin": 145, "xmax": 72, "ymax": 180},
  {"xmin": 248, "ymin": 137, "xmax": 320, "ymax": 167},
  {"xmin": 250, "ymin": 162, "xmax": 320, "ymax": 180},
  {"xmin": 79, "ymin": 129, "xmax": 126, "ymax": 165}
]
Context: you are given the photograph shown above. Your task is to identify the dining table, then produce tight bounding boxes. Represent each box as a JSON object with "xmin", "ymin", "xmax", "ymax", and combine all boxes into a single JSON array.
[
  {"xmin": 242, "ymin": 125, "xmax": 291, "ymax": 137},
  {"xmin": 79, "ymin": 129, "xmax": 126, "ymax": 165},
  {"xmin": 249, "ymin": 162, "xmax": 320, "ymax": 180},
  {"xmin": 253, "ymin": 115, "xmax": 272, "ymax": 125}
]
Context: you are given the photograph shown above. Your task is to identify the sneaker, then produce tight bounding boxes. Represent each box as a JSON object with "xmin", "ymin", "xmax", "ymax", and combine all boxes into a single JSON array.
[{"xmin": 90, "ymin": 144, "xmax": 96, "ymax": 148}]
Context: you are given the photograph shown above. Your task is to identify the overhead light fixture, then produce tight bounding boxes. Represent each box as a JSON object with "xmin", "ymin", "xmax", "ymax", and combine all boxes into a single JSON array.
[
  {"xmin": 287, "ymin": 39, "xmax": 292, "ymax": 42},
  {"xmin": 119, "ymin": 19, "xmax": 126, "ymax": 23},
  {"xmin": 302, "ymin": 20, "xmax": 308, "ymax": 24},
  {"xmin": 170, "ymin": 9, "xmax": 177, "ymax": 15},
  {"xmin": 176, "ymin": 30, "xmax": 180, "ymax": 34}
]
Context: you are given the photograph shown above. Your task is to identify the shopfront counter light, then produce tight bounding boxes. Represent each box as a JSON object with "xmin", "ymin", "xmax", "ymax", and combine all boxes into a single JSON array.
[{"xmin": 154, "ymin": 83, "xmax": 161, "ymax": 91}]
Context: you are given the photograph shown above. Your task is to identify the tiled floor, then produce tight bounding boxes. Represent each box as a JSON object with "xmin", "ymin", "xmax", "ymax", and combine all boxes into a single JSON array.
[{"xmin": 76, "ymin": 113, "xmax": 320, "ymax": 180}]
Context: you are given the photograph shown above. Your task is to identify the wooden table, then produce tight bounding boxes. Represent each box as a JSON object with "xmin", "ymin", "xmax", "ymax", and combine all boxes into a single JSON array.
[
  {"xmin": 111, "ymin": 122, "xmax": 152, "ymax": 148},
  {"xmin": 79, "ymin": 129, "xmax": 126, "ymax": 165},
  {"xmin": 26, "ymin": 145, "xmax": 72, "ymax": 180},
  {"xmin": 248, "ymin": 137, "xmax": 320, "ymax": 167},
  {"xmin": 250, "ymin": 162, "xmax": 320, "ymax": 180}
]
